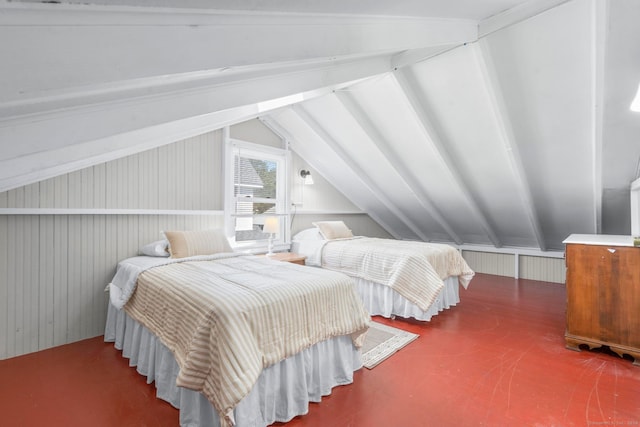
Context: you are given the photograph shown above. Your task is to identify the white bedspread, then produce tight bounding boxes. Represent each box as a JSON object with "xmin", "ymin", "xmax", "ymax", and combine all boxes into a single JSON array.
[
  {"xmin": 108, "ymin": 253, "xmax": 241, "ymax": 309},
  {"xmin": 108, "ymin": 254, "xmax": 370, "ymax": 427},
  {"xmin": 305, "ymin": 237, "xmax": 474, "ymax": 312}
]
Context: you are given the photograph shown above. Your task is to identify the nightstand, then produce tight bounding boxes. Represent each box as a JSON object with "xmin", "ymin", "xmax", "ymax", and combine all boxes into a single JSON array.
[{"xmin": 265, "ymin": 252, "xmax": 306, "ymax": 265}]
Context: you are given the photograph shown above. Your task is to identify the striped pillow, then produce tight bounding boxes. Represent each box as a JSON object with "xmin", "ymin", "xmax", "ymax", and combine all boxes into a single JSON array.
[{"xmin": 164, "ymin": 229, "xmax": 233, "ymax": 258}]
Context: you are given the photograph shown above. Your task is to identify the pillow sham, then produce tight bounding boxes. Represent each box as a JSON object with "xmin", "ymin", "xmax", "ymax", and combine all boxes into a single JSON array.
[
  {"xmin": 312, "ymin": 221, "xmax": 353, "ymax": 240},
  {"xmin": 139, "ymin": 239, "xmax": 170, "ymax": 257},
  {"xmin": 292, "ymin": 228, "xmax": 324, "ymax": 241},
  {"xmin": 163, "ymin": 229, "xmax": 233, "ymax": 259}
]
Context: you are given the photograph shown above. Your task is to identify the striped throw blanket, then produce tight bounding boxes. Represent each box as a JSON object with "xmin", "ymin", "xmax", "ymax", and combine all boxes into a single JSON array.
[
  {"xmin": 123, "ymin": 255, "xmax": 370, "ymax": 427},
  {"xmin": 319, "ymin": 237, "xmax": 475, "ymax": 311}
]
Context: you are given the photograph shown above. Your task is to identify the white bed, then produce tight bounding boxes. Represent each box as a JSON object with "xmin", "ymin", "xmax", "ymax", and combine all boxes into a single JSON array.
[
  {"xmin": 104, "ymin": 230, "xmax": 370, "ymax": 427},
  {"xmin": 104, "ymin": 301, "xmax": 361, "ymax": 427},
  {"xmin": 291, "ymin": 222, "xmax": 475, "ymax": 322}
]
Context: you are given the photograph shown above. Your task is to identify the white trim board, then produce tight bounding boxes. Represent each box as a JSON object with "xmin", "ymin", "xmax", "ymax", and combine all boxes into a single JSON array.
[{"xmin": 0, "ymin": 208, "xmax": 224, "ymax": 216}]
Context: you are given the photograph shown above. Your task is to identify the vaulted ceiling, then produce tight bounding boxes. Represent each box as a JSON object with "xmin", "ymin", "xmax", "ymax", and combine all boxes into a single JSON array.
[{"xmin": 1, "ymin": 0, "xmax": 640, "ymax": 251}]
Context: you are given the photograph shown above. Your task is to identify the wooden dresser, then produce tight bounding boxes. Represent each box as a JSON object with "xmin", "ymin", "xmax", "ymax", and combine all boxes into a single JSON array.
[{"xmin": 563, "ymin": 234, "xmax": 640, "ymax": 366}]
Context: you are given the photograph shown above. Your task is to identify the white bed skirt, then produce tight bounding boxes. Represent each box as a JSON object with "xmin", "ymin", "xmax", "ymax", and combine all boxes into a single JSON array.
[
  {"xmin": 104, "ymin": 303, "xmax": 361, "ymax": 427},
  {"xmin": 355, "ymin": 276, "xmax": 460, "ymax": 321}
]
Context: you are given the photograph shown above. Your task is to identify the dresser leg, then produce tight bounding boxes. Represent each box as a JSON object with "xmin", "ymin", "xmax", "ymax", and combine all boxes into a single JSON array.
[
  {"xmin": 565, "ymin": 337, "xmax": 582, "ymax": 352},
  {"xmin": 609, "ymin": 347, "xmax": 640, "ymax": 367}
]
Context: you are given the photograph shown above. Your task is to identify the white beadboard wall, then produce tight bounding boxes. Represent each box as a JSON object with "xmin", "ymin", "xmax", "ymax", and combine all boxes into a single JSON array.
[
  {"xmin": 461, "ymin": 250, "xmax": 566, "ymax": 284},
  {"xmin": 519, "ymin": 255, "xmax": 566, "ymax": 283},
  {"xmin": 0, "ymin": 131, "xmax": 224, "ymax": 360},
  {"xmin": 291, "ymin": 213, "xmax": 392, "ymax": 238},
  {"xmin": 461, "ymin": 251, "xmax": 516, "ymax": 278}
]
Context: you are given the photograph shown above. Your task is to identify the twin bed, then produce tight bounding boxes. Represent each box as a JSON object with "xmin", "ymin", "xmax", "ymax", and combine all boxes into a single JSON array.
[
  {"xmin": 104, "ymin": 225, "xmax": 474, "ymax": 426},
  {"xmin": 292, "ymin": 221, "xmax": 475, "ymax": 321}
]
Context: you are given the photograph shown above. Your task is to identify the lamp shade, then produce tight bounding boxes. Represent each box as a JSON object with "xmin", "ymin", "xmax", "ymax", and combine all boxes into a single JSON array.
[
  {"xmin": 631, "ymin": 82, "xmax": 640, "ymax": 112},
  {"xmin": 263, "ymin": 216, "xmax": 279, "ymax": 234}
]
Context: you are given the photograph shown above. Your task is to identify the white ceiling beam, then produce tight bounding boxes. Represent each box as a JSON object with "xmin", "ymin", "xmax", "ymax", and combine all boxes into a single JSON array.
[
  {"xmin": 0, "ymin": 54, "xmax": 391, "ymax": 193},
  {"xmin": 259, "ymin": 114, "xmax": 403, "ymax": 240},
  {"xmin": 479, "ymin": 0, "xmax": 572, "ymax": 38},
  {"xmin": 0, "ymin": 3, "xmax": 477, "ymax": 106},
  {"xmin": 474, "ymin": 41, "xmax": 547, "ymax": 251},
  {"xmin": 290, "ymin": 104, "xmax": 430, "ymax": 241},
  {"xmin": 390, "ymin": 0, "xmax": 572, "ymax": 70},
  {"xmin": 392, "ymin": 67, "xmax": 503, "ymax": 247},
  {"xmin": 334, "ymin": 90, "xmax": 463, "ymax": 244},
  {"xmin": 390, "ymin": 44, "xmax": 466, "ymax": 70}
]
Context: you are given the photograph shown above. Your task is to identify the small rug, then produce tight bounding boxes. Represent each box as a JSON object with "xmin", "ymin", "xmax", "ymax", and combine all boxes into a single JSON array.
[{"xmin": 361, "ymin": 321, "xmax": 419, "ymax": 369}]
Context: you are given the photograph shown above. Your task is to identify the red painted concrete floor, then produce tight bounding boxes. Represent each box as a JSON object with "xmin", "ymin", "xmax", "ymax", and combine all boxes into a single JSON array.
[{"xmin": 1, "ymin": 273, "xmax": 639, "ymax": 426}]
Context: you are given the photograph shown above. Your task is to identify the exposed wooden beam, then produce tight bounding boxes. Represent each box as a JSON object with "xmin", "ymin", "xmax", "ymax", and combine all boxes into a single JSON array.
[
  {"xmin": 474, "ymin": 41, "xmax": 547, "ymax": 251},
  {"xmin": 392, "ymin": 67, "xmax": 503, "ymax": 248},
  {"xmin": 259, "ymin": 114, "xmax": 404, "ymax": 240},
  {"xmin": 334, "ymin": 90, "xmax": 463, "ymax": 244},
  {"xmin": 289, "ymin": 105, "xmax": 431, "ymax": 241}
]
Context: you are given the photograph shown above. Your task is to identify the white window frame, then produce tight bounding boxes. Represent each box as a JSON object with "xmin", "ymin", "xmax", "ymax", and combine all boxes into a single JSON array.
[{"xmin": 224, "ymin": 134, "xmax": 290, "ymax": 252}]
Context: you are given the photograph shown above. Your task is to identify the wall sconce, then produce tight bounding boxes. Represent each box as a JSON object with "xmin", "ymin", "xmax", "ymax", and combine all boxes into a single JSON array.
[
  {"xmin": 300, "ymin": 169, "xmax": 314, "ymax": 185},
  {"xmin": 263, "ymin": 216, "xmax": 280, "ymax": 256}
]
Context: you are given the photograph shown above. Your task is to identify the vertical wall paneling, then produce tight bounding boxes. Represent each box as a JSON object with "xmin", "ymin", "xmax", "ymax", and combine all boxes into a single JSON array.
[
  {"xmin": 93, "ymin": 163, "xmax": 106, "ymax": 209},
  {"xmin": 0, "ymin": 216, "xmax": 7, "ymax": 359},
  {"xmin": 166, "ymin": 143, "xmax": 178, "ymax": 209},
  {"xmin": 52, "ymin": 215, "xmax": 68, "ymax": 347},
  {"xmin": 39, "ymin": 215, "xmax": 55, "ymax": 350},
  {"xmin": 39, "ymin": 179, "xmax": 54, "ymax": 209},
  {"xmin": 104, "ymin": 160, "xmax": 117, "ymax": 209},
  {"xmin": 92, "ymin": 215, "xmax": 106, "ymax": 335},
  {"xmin": 102, "ymin": 215, "xmax": 118, "ymax": 335},
  {"xmin": 158, "ymin": 142, "xmax": 169, "ymax": 209},
  {"xmin": 462, "ymin": 250, "xmax": 516, "ymax": 278},
  {"xmin": 0, "ymin": 129, "xmax": 228, "ymax": 360},
  {"xmin": 67, "ymin": 216, "xmax": 80, "ymax": 343},
  {"xmin": 53, "ymin": 175, "xmax": 68, "ymax": 209},
  {"xmin": 80, "ymin": 215, "xmax": 91, "ymax": 339},
  {"xmin": 8, "ymin": 216, "xmax": 20, "ymax": 356},
  {"xmin": 26, "ymin": 216, "xmax": 39, "ymax": 354},
  {"xmin": 291, "ymin": 213, "xmax": 392, "ymax": 238},
  {"xmin": 519, "ymin": 255, "xmax": 566, "ymax": 283}
]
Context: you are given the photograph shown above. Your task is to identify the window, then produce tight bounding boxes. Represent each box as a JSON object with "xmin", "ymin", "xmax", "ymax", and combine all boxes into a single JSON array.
[{"xmin": 224, "ymin": 138, "xmax": 289, "ymax": 250}]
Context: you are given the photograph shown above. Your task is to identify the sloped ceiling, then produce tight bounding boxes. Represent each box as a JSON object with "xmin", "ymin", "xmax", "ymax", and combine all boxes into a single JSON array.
[{"xmin": 1, "ymin": 0, "xmax": 640, "ymax": 251}]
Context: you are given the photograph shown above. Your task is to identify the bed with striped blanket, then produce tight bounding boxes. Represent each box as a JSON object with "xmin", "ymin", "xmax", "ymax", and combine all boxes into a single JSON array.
[
  {"xmin": 104, "ymin": 253, "xmax": 370, "ymax": 427},
  {"xmin": 292, "ymin": 232, "xmax": 475, "ymax": 321}
]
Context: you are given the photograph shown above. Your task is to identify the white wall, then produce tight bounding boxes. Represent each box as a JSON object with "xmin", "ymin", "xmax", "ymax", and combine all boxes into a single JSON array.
[{"xmin": 0, "ymin": 131, "xmax": 225, "ymax": 360}]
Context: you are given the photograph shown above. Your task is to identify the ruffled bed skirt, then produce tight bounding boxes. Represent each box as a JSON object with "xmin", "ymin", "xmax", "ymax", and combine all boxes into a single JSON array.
[
  {"xmin": 354, "ymin": 276, "xmax": 461, "ymax": 321},
  {"xmin": 104, "ymin": 303, "xmax": 361, "ymax": 426}
]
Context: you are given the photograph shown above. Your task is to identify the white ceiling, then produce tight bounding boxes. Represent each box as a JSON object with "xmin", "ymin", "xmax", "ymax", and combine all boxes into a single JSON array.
[
  {"xmin": 12, "ymin": 0, "xmax": 534, "ymax": 19},
  {"xmin": 1, "ymin": 0, "xmax": 640, "ymax": 251}
]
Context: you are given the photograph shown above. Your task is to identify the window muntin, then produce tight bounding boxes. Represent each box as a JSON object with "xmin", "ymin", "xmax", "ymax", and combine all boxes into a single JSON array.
[{"xmin": 225, "ymin": 138, "xmax": 288, "ymax": 247}]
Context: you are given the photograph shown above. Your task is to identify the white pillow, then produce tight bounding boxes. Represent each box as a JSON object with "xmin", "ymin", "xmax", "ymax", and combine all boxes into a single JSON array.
[
  {"xmin": 293, "ymin": 228, "xmax": 324, "ymax": 241},
  {"xmin": 312, "ymin": 221, "xmax": 354, "ymax": 240},
  {"xmin": 163, "ymin": 229, "xmax": 233, "ymax": 259},
  {"xmin": 140, "ymin": 239, "xmax": 170, "ymax": 257}
]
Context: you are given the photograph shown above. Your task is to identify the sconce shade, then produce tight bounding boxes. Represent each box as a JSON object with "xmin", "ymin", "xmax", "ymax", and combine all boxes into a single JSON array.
[
  {"xmin": 263, "ymin": 216, "xmax": 280, "ymax": 234},
  {"xmin": 300, "ymin": 169, "xmax": 314, "ymax": 185},
  {"xmin": 632, "ymin": 82, "xmax": 640, "ymax": 112}
]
